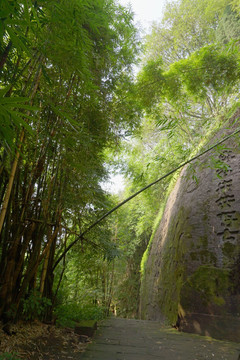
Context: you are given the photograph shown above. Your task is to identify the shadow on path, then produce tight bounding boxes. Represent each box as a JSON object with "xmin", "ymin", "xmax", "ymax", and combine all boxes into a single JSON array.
[{"xmin": 80, "ymin": 318, "xmax": 240, "ymax": 360}]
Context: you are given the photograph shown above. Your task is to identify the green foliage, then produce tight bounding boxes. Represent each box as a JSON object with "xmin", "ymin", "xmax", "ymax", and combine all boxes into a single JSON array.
[
  {"xmin": 0, "ymin": 0, "xmax": 141, "ymax": 323},
  {"xmin": 0, "ymin": 91, "xmax": 34, "ymax": 150},
  {"xmin": 0, "ymin": 0, "xmax": 31, "ymax": 53},
  {"xmin": 232, "ymin": 0, "xmax": 240, "ymax": 14},
  {"xmin": 216, "ymin": 5, "xmax": 240, "ymax": 43},
  {"xmin": 55, "ymin": 303, "xmax": 108, "ymax": 328},
  {"xmin": 0, "ymin": 355, "xmax": 20, "ymax": 360},
  {"xmin": 138, "ymin": 44, "xmax": 240, "ymax": 112},
  {"xmin": 0, "ymin": 353, "xmax": 21, "ymax": 360},
  {"xmin": 144, "ymin": 0, "xmax": 229, "ymax": 65},
  {"xmin": 0, "ymin": 0, "xmax": 42, "ymax": 149},
  {"xmin": 21, "ymin": 291, "xmax": 52, "ymax": 321},
  {"xmin": 137, "ymin": 58, "xmax": 164, "ymax": 109},
  {"xmin": 114, "ymin": 241, "xmax": 147, "ymax": 318},
  {"xmin": 172, "ymin": 44, "xmax": 240, "ymax": 98},
  {"xmin": 140, "ymin": 184, "xmax": 175, "ymax": 276}
]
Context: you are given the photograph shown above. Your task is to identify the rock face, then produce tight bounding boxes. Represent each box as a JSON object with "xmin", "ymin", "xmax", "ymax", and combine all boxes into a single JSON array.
[{"xmin": 140, "ymin": 120, "xmax": 240, "ymax": 342}]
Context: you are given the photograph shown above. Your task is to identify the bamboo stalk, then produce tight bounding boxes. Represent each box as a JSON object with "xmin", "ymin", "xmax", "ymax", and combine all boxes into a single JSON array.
[
  {"xmin": 0, "ymin": 129, "xmax": 25, "ymax": 235},
  {"xmin": 0, "ymin": 65, "xmax": 42, "ymax": 236}
]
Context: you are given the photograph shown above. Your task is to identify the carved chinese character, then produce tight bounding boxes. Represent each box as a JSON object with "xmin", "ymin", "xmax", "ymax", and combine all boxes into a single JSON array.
[
  {"xmin": 216, "ymin": 167, "xmax": 232, "ymax": 178},
  {"xmin": 216, "ymin": 194, "xmax": 235, "ymax": 208},
  {"xmin": 217, "ymin": 211, "xmax": 238, "ymax": 227},
  {"xmin": 217, "ymin": 228, "xmax": 240, "ymax": 242},
  {"xmin": 216, "ymin": 179, "xmax": 233, "ymax": 194},
  {"xmin": 219, "ymin": 150, "xmax": 235, "ymax": 161}
]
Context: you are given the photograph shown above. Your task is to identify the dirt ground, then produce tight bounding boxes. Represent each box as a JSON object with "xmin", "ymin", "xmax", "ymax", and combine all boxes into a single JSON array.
[{"xmin": 0, "ymin": 321, "xmax": 90, "ymax": 359}]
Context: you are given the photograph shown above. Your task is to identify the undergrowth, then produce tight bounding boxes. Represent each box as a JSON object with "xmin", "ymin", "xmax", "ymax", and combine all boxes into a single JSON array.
[
  {"xmin": 54, "ymin": 303, "xmax": 108, "ymax": 328},
  {"xmin": 0, "ymin": 353, "xmax": 21, "ymax": 360}
]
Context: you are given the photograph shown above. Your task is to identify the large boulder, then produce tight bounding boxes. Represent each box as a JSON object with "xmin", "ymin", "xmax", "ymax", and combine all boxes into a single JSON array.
[{"xmin": 140, "ymin": 118, "xmax": 240, "ymax": 342}]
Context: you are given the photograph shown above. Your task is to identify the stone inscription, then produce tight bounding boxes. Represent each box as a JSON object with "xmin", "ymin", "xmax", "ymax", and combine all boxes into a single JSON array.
[{"xmin": 215, "ymin": 150, "xmax": 239, "ymax": 266}]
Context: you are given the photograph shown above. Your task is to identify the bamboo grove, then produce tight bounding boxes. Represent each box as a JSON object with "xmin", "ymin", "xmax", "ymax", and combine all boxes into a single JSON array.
[
  {"xmin": 0, "ymin": 0, "xmax": 140, "ymax": 322},
  {"xmin": 1, "ymin": 0, "xmax": 240, "ymax": 325}
]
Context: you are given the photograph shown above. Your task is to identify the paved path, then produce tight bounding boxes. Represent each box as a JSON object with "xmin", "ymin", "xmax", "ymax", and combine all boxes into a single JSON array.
[{"xmin": 81, "ymin": 318, "xmax": 240, "ymax": 360}]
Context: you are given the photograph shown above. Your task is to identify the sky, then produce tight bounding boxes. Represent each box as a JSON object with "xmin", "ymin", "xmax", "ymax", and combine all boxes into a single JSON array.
[
  {"xmin": 103, "ymin": 0, "xmax": 168, "ymax": 194},
  {"xmin": 119, "ymin": 0, "xmax": 167, "ymax": 30}
]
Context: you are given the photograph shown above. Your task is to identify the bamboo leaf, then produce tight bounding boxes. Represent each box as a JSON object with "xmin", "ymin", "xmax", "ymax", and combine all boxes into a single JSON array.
[
  {"xmin": 0, "ymin": 86, "xmax": 12, "ymax": 96},
  {"xmin": 30, "ymin": 3, "xmax": 41, "ymax": 27},
  {"xmin": 15, "ymin": 104, "xmax": 39, "ymax": 111},
  {"xmin": 0, "ymin": 104, "xmax": 10, "ymax": 117},
  {"xmin": 0, "ymin": 97, "xmax": 29, "ymax": 104},
  {"xmin": 22, "ymin": 0, "xmax": 31, "ymax": 26},
  {"xmin": 10, "ymin": 111, "xmax": 35, "ymax": 122},
  {"xmin": 42, "ymin": 66, "xmax": 52, "ymax": 85},
  {"xmin": 8, "ymin": 110, "xmax": 33, "ymax": 134},
  {"xmin": 0, "ymin": 121, "xmax": 14, "ymax": 148},
  {"xmin": 6, "ymin": 27, "xmax": 31, "ymax": 55},
  {"xmin": 50, "ymin": 104, "xmax": 80, "ymax": 128}
]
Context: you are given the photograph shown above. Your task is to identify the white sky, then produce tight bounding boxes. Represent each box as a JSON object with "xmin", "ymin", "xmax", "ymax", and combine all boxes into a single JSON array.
[{"xmin": 119, "ymin": 0, "xmax": 167, "ymax": 30}]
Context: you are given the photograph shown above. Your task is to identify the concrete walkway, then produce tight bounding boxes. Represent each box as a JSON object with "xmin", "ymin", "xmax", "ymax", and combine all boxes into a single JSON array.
[{"xmin": 80, "ymin": 318, "xmax": 240, "ymax": 360}]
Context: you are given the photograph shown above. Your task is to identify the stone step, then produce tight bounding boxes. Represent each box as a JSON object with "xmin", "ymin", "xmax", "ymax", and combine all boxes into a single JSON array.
[{"xmin": 75, "ymin": 320, "xmax": 97, "ymax": 337}]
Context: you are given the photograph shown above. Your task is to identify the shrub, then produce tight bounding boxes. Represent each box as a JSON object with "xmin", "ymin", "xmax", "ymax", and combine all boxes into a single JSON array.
[
  {"xmin": 55, "ymin": 303, "xmax": 108, "ymax": 328},
  {"xmin": 22, "ymin": 290, "xmax": 52, "ymax": 321}
]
